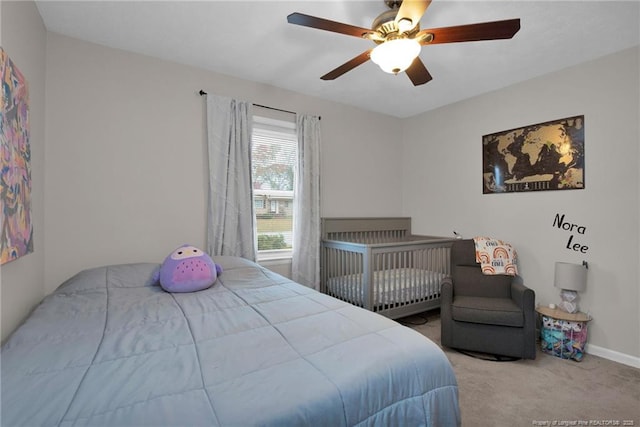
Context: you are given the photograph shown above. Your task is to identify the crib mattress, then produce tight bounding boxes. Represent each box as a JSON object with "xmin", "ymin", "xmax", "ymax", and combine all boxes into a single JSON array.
[{"xmin": 326, "ymin": 268, "xmax": 446, "ymax": 306}]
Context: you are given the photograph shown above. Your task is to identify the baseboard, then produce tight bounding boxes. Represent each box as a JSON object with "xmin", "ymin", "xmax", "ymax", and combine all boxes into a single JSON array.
[{"xmin": 586, "ymin": 343, "xmax": 640, "ymax": 368}]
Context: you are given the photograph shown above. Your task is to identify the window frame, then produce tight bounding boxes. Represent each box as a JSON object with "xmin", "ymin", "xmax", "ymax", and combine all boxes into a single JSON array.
[{"xmin": 251, "ymin": 115, "xmax": 297, "ymax": 261}]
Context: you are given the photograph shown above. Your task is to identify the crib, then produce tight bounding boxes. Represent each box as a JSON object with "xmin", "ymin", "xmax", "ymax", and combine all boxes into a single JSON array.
[{"xmin": 321, "ymin": 217, "xmax": 456, "ymax": 319}]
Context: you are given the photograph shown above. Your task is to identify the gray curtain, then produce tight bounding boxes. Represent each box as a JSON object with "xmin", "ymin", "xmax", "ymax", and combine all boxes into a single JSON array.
[
  {"xmin": 292, "ymin": 115, "xmax": 321, "ymax": 289},
  {"xmin": 205, "ymin": 94, "xmax": 256, "ymax": 261}
]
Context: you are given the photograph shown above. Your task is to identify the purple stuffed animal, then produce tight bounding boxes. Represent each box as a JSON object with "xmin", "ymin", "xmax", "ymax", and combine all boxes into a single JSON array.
[{"xmin": 155, "ymin": 244, "xmax": 222, "ymax": 293}]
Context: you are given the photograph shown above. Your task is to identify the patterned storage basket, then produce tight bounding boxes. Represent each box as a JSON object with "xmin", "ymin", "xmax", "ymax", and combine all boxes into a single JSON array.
[{"xmin": 540, "ymin": 315, "xmax": 588, "ymax": 361}]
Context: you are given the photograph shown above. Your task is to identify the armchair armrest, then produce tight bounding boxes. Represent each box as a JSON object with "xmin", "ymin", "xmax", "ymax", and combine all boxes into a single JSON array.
[
  {"xmin": 510, "ymin": 275, "xmax": 537, "ymax": 359},
  {"xmin": 440, "ymin": 276, "xmax": 454, "ymax": 347},
  {"xmin": 510, "ymin": 275, "xmax": 535, "ymax": 310},
  {"xmin": 441, "ymin": 276, "xmax": 454, "ymax": 303}
]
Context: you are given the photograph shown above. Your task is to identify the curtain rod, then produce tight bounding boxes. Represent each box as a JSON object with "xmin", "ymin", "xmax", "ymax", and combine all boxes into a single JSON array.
[{"xmin": 198, "ymin": 90, "xmax": 320, "ymax": 120}]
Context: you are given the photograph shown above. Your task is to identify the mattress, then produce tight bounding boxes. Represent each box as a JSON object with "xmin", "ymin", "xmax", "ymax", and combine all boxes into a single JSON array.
[
  {"xmin": 1, "ymin": 256, "xmax": 460, "ymax": 426},
  {"xmin": 327, "ymin": 268, "xmax": 446, "ymax": 305}
]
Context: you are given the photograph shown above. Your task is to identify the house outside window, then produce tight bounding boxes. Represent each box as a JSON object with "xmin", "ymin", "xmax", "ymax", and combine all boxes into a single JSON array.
[{"xmin": 251, "ymin": 115, "xmax": 296, "ymax": 259}]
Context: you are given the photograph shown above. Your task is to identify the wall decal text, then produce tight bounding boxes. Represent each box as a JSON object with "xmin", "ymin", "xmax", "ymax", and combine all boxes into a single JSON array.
[{"xmin": 553, "ymin": 213, "xmax": 589, "ymax": 253}]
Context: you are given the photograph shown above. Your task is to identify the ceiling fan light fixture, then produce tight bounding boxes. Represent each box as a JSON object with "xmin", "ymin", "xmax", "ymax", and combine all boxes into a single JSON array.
[
  {"xmin": 370, "ymin": 38, "xmax": 421, "ymax": 75},
  {"xmin": 397, "ymin": 18, "xmax": 414, "ymax": 33}
]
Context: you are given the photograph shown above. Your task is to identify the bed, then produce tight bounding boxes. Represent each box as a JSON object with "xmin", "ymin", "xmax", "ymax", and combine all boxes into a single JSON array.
[
  {"xmin": 321, "ymin": 218, "xmax": 456, "ymax": 319},
  {"xmin": 1, "ymin": 256, "xmax": 460, "ymax": 426}
]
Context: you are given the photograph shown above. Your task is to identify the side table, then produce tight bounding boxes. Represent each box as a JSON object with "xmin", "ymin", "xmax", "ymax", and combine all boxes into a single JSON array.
[{"xmin": 536, "ymin": 306, "xmax": 592, "ymax": 361}]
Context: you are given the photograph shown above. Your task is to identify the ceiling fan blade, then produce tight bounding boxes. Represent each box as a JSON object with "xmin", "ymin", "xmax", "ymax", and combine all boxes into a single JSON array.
[
  {"xmin": 418, "ymin": 18, "xmax": 520, "ymax": 45},
  {"xmin": 321, "ymin": 50, "xmax": 373, "ymax": 81},
  {"xmin": 405, "ymin": 58, "xmax": 433, "ymax": 86},
  {"xmin": 287, "ymin": 12, "xmax": 373, "ymax": 38},
  {"xmin": 395, "ymin": 0, "xmax": 432, "ymax": 31}
]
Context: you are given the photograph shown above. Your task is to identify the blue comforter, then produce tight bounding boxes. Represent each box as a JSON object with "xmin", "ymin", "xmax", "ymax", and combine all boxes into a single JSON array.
[{"xmin": 1, "ymin": 256, "xmax": 460, "ymax": 426}]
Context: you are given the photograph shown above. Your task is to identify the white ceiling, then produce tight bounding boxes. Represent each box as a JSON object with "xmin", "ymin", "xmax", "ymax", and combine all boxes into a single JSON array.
[{"xmin": 35, "ymin": 1, "xmax": 640, "ymax": 118}]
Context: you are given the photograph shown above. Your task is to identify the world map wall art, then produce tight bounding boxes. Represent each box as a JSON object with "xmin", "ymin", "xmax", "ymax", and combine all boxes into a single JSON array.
[
  {"xmin": 482, "ymin": 115, "xmax": 585, "ymax": 194},
  {"xmin": 1, "ymin": 47, "xmax": 33, "ymax": 265}
]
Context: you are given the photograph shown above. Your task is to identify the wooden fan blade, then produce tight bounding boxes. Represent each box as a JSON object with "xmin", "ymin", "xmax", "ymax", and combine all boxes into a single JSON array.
[
  {"xmin": 395, "ymin": 0, "xmax": 432, "ymax": 31},
  {"xmin": 321, "ymin": 50, "xmax": 373, "ymax": 80},
  {"xmin": 418, "ymin": 18, "xmax": 520, "ymax": 45},
  {"xmin": 405, "ymin": 58, "xmax": 433, "ymax": 86},
  {"xmin": 287, "ymin": 12, "xmax": 373, "ymax": 38}
]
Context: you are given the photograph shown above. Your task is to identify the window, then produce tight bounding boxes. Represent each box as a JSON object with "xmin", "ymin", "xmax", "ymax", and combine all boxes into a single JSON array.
[{"xmin": 251, "ymin": 115, "xmax": 297, "ymax": 258}]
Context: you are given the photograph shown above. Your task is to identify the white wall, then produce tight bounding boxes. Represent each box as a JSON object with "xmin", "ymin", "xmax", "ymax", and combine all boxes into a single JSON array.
[
  {"xmin": 402, "ymin": 47, "xmax": 640, "ymax": 362},
  {"xmin": 0, "ymin": 1, "xmax": 47, "ymax": 342},
  {"xmin": 43, "ymin": 33, "xmax": 404, "ymax": 294}
]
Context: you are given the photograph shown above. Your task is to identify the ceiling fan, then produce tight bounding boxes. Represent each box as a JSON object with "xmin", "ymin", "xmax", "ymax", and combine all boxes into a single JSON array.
[{"xmin": 287, "ymin": 0, "xmax": 520, "ymax": 86}]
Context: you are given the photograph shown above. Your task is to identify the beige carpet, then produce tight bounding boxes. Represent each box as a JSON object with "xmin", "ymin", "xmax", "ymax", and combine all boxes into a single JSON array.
[{"xmin": 403, "ymin": 310, "xmax": 640, "ymax": 427}]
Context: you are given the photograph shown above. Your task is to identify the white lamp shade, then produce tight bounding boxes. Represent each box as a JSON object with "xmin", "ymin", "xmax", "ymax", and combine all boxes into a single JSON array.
[
  {"xmin": 370, "ymin": 38, "xmax": 421, "ymax": 74},
  {"xmin": 554, "ymin": 262, "xmax": 587, "ymax": 292}
]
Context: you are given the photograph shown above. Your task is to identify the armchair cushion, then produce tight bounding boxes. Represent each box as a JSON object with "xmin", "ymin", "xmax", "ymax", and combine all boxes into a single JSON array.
[
  {"xmin": 452, "ymin": 266, "xmax": 513, "ymax": 298},
  {"xmin": 450, "ymin": 239, "xmax": 478, "ymax": 266},
  {"xmin": 451, "ymin": 296, "xmax": 524, "ymax": 327}
]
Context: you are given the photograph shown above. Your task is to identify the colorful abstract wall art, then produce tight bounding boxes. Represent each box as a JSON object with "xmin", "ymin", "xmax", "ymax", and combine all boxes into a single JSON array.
[
  {"xmin": 1, "ymin": 47, "xmax": 33, "ymax": 265},
  {"xmin": 482, "ymin": 115, "xmax": 585, "ymax": 194}
]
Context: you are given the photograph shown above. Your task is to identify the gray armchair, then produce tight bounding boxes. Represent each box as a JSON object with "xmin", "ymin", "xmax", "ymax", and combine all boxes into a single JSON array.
[{"xmin": 440, "ymin": 239, "xmax": 536, "ymax": 359}]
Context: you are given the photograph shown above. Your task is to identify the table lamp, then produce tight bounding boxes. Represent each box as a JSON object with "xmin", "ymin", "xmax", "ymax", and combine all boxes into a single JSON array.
[{"xmin": 554, "ymin": 261, "xmax": 587, "ymax": 313}]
